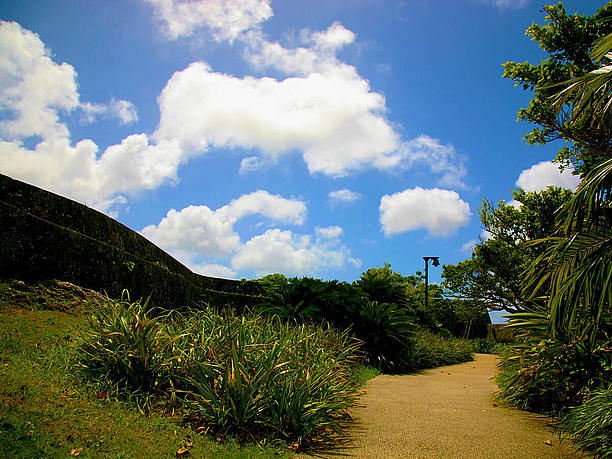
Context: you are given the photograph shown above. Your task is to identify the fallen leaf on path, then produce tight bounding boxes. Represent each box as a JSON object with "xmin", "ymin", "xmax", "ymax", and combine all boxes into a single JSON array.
[{"xmin": 544, "ymin": 440, "xmax": 553, "ymax": 446}]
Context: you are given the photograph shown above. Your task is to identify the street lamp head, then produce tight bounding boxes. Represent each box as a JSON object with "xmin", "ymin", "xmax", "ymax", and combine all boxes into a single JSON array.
[{"xmin": 423, "ymin": 256, "xmax": 440, "ymax": 267}]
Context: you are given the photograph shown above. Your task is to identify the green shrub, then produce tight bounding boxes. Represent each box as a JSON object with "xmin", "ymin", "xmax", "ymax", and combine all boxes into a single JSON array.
[
  {"xmin": 470, "ymin": 338, "xmax": 508, "ymax": 354},
  {"xmin": 77, "ymin": 294, "xmax": 183, "ymax": 391},
  {"xmin": 557, "ymin": 385, "xmax": 612, "ymax": 457},
  {"xmin": 179, "ymin": 311, "xmax": 360, "ymax": 446},
  {"xmin": 77, "ymin": 299, "xmax": 361, "ymax": 449},
  {"xmin": 353, "ymin": 301, "xmax": 414, "ymax": 372},
  {"xmin": 259, "ymin": 277, "xmax": 415, "ymax": 373},
  {"xmin": 404, "ymin": 330, "xmax": 474, "ymax": 371},
  {"xmin": 496, "ymin": 336, "xmax": 612, "ymax": 414}
]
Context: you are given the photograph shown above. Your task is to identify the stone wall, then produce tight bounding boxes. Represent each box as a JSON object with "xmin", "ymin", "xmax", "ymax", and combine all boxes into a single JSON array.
[{"xmin": 0, "ymin": 173, "xmax": 264, "ymax": 309}]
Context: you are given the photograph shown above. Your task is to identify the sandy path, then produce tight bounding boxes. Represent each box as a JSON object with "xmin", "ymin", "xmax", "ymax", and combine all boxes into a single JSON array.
[{"xmin": 303, "ymin": 354, "xmax": 581, "ymax": 458}]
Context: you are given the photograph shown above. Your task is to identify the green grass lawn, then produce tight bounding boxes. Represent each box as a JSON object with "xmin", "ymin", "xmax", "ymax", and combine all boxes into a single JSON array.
[{"xmin": 0, "ymin": 281, "xmax": 291, "ymax": 458}]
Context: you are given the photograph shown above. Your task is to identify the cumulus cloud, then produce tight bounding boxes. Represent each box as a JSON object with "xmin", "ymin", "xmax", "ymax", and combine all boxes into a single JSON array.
[
  {"xmin": 109, "ymin": 98, "xmax": 139, "ymax": 124},
  {"xmin": 141, "ymin": 204, "xmax": 241, "ymax": 258},
  {"xmin": 1, "ymin": 11, "xmax": 471, "ymax": 222},
  {"xmin": 379, "ymin": 187, "xmax": 471, "ymax": 237},
  {"xmin": 154, "ymin": 61, "xmax": 400, "ymax": 177},
  {"xmin": 311, "ymin": 22, "xmax": 355, "ymax": 50},
  {"xmin": 329, "ymin": 189, "xmax": 362, "ymax": 206},
  {"xmin": 218, "ymin": 190, "xmax": 307, "ymax": 224},
  {"xmin": 0, "ymin": 21, "xmax": 78, "ymax": 141},
  {"xmin": 143, "ymin": 0, "xmax": 273, "ymax": 41},
  {"xmin": 0, "ymin": 21, "xmax": 175, "ymax": 212},
  {"xmin": 189, "ymin": 262, "xmax": 237, "ymax": 279},
  {"xmin": 400, "ymin": 135, "xmax": 468, "ymax": 189},
  {"xmin": 315, "ymin": 225, "xmax": 343, "ymax": 239},
  {"xmin": 461, "ymin": 239, "xmax": 478, "ymax": 253},
  {"xmin": 231, "ymin": 228, "xmax": 360, "ymax": 277},
  {"xmin": 141, "ymin": 190, "xmax": 306, "ymax": 259},
  {"xmin": 141, "ymin": 194, "xmax": 358, "ymax": 277},
  {"xmin": 516, "ymin": 161, "xmax": 580, "ymax": 192}
]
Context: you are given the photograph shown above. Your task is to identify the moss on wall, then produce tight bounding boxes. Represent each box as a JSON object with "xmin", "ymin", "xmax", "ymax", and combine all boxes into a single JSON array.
[{"xmin": 0, "ymin": 173, "xmax": 264, "ymax": 309}]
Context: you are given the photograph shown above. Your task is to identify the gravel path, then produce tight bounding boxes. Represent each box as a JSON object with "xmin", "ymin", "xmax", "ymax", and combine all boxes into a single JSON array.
[{"xmin": 303, "ymin": 354, "xmax": 581, "ymax": 458}]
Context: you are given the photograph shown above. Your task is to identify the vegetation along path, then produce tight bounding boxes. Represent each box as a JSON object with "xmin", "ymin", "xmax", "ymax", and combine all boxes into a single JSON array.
[{"xmin": 343, "ymin": 354, "xmax": 579, "ymax": 458}]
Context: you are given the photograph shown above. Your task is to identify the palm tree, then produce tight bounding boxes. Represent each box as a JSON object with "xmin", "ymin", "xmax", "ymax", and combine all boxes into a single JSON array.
[{"xmin": 519, "ymin": 29, "xmax": 612, "ymax": 346}]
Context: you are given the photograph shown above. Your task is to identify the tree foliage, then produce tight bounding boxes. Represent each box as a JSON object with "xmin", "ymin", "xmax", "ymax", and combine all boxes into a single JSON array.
[
  {"xmin": 502, "ymin": 2, "xmax": 612, "ymax": 175},
  {"xmin": 496, "ymin": 5, "xmax": 612, "ymax": 435},
  {"xmin": 442, "ymin": 187, "xmax": 573, "ymax": 314}
]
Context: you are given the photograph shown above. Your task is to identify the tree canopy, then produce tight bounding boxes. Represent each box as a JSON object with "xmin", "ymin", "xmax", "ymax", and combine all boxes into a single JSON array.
[{"xmin": 502, "ymin": 2, "xmax": 612, "ymax": 175}]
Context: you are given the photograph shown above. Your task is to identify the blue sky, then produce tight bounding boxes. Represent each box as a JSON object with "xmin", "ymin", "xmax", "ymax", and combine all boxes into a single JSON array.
[{"xmin": 0, "ymin": 0, "xmax": 600, "ymax": 285}]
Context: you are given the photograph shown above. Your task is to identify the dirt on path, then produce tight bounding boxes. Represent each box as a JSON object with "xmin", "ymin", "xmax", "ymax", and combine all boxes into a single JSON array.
[{"xmin": 306, "ymin": 354, "xmax": 581, "ymax": 458}]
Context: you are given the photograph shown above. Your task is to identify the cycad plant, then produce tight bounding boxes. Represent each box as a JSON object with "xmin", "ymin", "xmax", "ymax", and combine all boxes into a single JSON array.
[{"xmin": 354, "ymin": 300, "xmax": 414, "ymax": 372}]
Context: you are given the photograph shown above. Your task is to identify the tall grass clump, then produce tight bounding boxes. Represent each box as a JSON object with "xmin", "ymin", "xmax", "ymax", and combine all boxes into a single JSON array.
[
  {"xmin": 77, "ymin": 294, "xmax": 183, "ymax": 392},
  {"xmin": 178, "ymin": 311, "xmax": 361, "ymax": 447},
  {"xmin": 77, "ymin": 298, "xmax": 362, "ymax": 449},
  {"xmin": 557, "ymin": 385, "xmax": 612, "ymax": 457}
]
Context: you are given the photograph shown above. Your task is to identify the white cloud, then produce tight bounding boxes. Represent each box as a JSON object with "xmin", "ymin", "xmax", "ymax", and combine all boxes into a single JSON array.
[
  {"xmin": 243, "ymin": 22, "xmax": 356, "ymax": 76},
  {"xmin": 239, "ymin": 156, "xmax": 263, "ymax": 174},
  {"xmin": 217, "ymin": 190, "xmax": 307, "ymax": 224},
  {"xmin": 141, "ymin": 194, "xmax": 358, "ymax": 278},
  {"xmin": 329, "ymin": 189, "xmax": 362, "ymax": 206},
  {"xmin": 481, "ymin": 0, "xmax": 528, "ymax": 9},
  {"xmin": 0, "ymin": 15, "xmax": 470, "ymax": 224},
  {"xmin": 141, "ymin": 205, "xmax": 241, "ymax": 258},
  {"xmin": 154, "ymin": 61, "xmax": 400, "ymax": 177},
  {"xmin": 80, "ymin": 102, "xmax": 107, "ymax": 125},
  {"xmin": 461, "ymin": 239, "xmax": 478, "ymax": 253},
  {"xmin": 91, "ymin": 195, "xmax": 129, "ymax": 218},
  {"xmin": 231, "ymin": 228, "xmax": 360, "ymax": 277},
  {"xmin": 109, "ymin": 98, "xmax": 139, "ymax": 124},
  {"xmin": 0, "ymin": 21, "xmax": 78, "ymax": 140},
  {"xmin": 311, "ymin": 22, "xmax": 356, "ymax": 50},
  {"xmin": 315, "ymin": 225, "xmax": 343, "ymax": 239},
  {"xmin": 189, "ymin": 262, "xmax": 237, "ymax": 279},
  {"xmin": 0, "ymin": 21, "xmax": 172, "ymax": 211},
  {"xmin": 143, "ymin": 0, "xmax": 273, "ymax": 41},
  {"xmin": 515, "ymin": 161, "xmax": 580, "ymax": 192},
  {"xmin": 141, "ymin": 190, "xmax": 306, "ymax": 260},
  {"xmin": 400, "ymin": 135, "xmax": 468, "ymax": 189},
  {"xmin": 379, "ymin": 187, "xmax": 471, "ymax": 237},
  {"xmin": 80, "ymin": 98, "xmax": 138, "ymax": 125}
]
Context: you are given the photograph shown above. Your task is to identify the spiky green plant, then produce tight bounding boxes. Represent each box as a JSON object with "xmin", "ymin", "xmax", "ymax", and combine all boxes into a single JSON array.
[
  {"xmin": 176, "ymin": 310, "xmax": 361, "ymax": 448},
  {"xmin": 77, "ymin": 293, "xmax": 183, "ymax": 392},
  {"xmin": 557, "ymin": 385, "xmax": 612, "ymax": 457}
]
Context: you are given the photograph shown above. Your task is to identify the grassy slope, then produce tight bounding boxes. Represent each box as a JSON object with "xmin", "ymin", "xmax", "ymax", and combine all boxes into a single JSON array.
[{"xmin": 0, "ymin": 281, "xmax": 288, "ymax": 458}]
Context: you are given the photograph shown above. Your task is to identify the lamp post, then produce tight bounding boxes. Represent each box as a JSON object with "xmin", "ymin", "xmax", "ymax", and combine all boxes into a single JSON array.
[{"xmin": 423, "ymin": 256, "xmax": 440, "ymax": 313}]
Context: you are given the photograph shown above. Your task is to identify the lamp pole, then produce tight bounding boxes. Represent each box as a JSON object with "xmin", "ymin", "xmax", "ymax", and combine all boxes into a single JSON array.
[{"xmin": 423, "ymin": 256, "xmax": 440, "ymax": 313}]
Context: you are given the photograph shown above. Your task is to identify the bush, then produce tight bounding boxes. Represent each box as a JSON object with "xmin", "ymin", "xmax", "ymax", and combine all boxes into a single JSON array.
[
  {"xmin": 557, "ymin": 385, "xmax": 612, "ymax": 457},
  {"xmin": 404, "ymin": 329, "xmax": 474, "ymax": 371},
  {"xmin": 77, "ymin": 298, "xmax": 361, "ymax": 448},
  {"xmin": 496, "ymin": 337, "xmax": 612, "ymax": 415},
  {"xmin": 77, "ymin": 294, "xmax": 182, "ymax": 391},
  {"xmin": 470, "ymin": 338, "xmax": 508, "ymax": 354}
]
